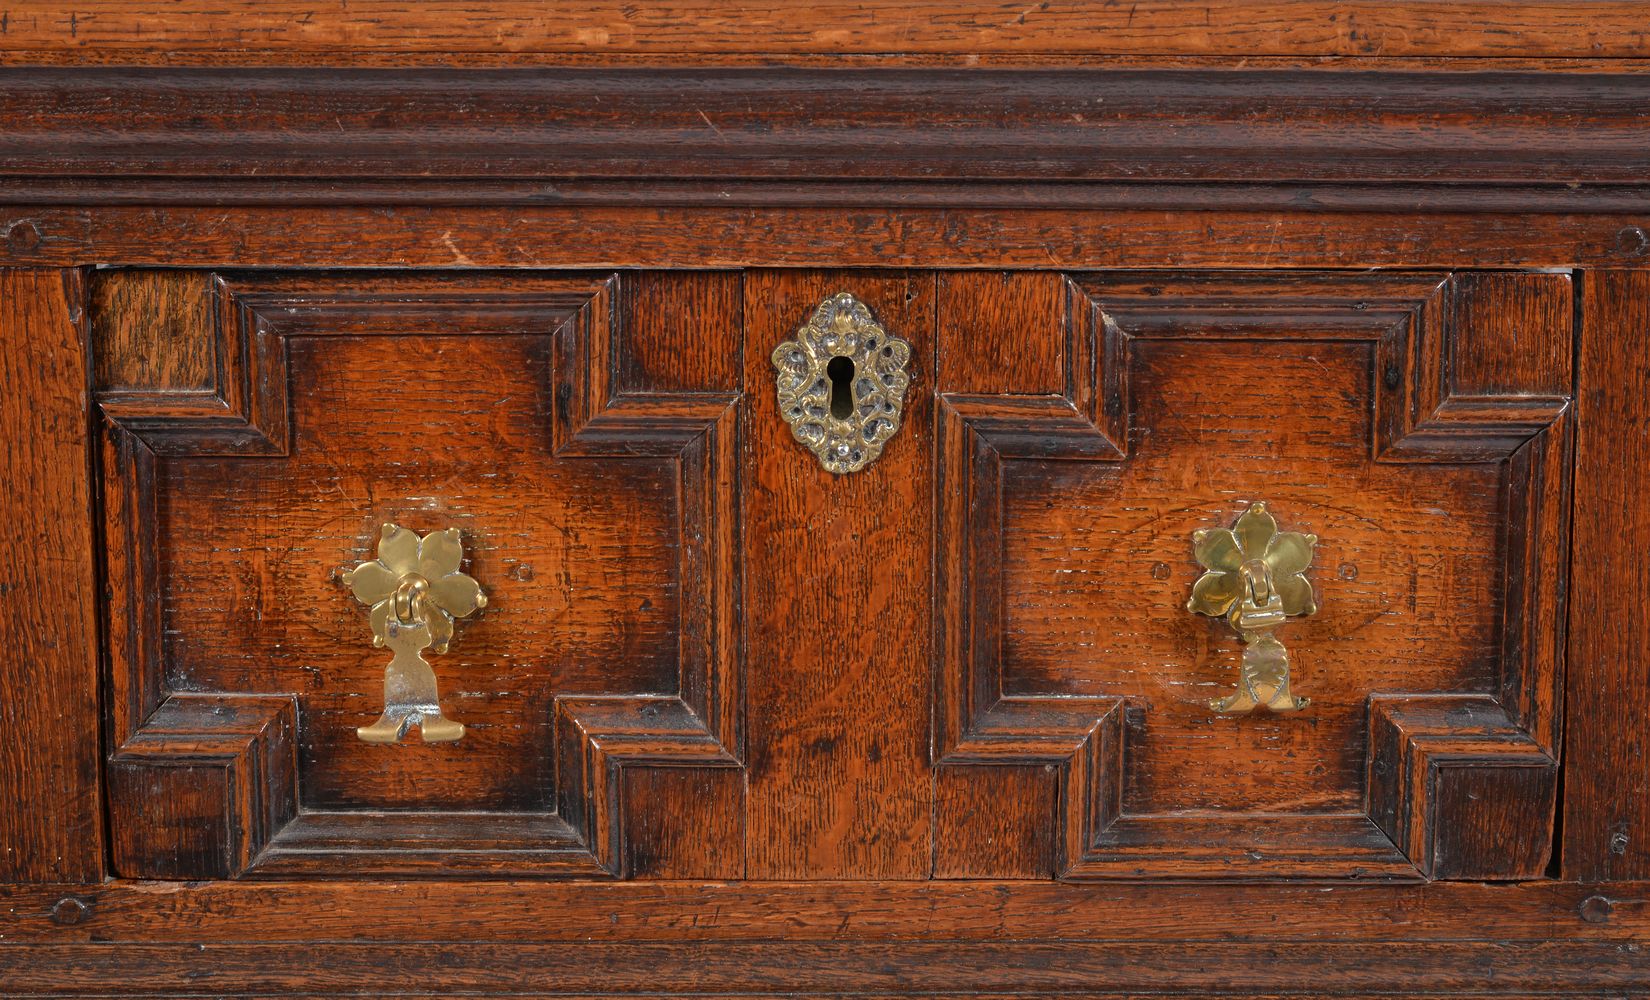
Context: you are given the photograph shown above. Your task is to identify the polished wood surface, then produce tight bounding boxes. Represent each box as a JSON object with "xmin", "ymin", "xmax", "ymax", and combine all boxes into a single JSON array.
[
  {"xmin": 3, "ymin": 4, "xmax": 1650, "ymax": 996},
  {"xmin": 0, "ymin": 269, "xmax": 103, "ymax": 884},
  {"xmin": 931, "ymin": 270, "xmax": 1568, "ymax": 881},
  {"xmin": 94, "ymin": 270, "xmax": 743, "ymax": 878},
  {"xmin": 1565, "ymin": 270, "xmax": 1650, "ymax": 882},
  {"xmin": 5, "ymin": 879, "xmax": 1650, "ymax": 993},
  {"xmin": 84, "ymin": 264, "xmax": 1576, "ymax": 886},
  {"xmin": 2, "ymin": 1, "xmax": 1650, "ymax": 64},
  {"xmin": 3, "ymin": 70, "xmax": 1647, "ymax": 192},
  {"xmin": 744, "ymin": 271, "xmax": 935, "ymax": 879}
]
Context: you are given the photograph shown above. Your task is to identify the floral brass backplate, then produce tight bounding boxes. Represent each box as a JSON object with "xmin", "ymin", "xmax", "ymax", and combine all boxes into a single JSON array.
[
  {"xmin": 771, "ymin": 291, "xmax": 912, "ymax": 474},
  {"xmin": 1186, "ymin": 502, "xmax": 1319, "ymax": 714},
  {"xmin": 342, "ymin": 523, "xmax": 487, "ymax": 743}
]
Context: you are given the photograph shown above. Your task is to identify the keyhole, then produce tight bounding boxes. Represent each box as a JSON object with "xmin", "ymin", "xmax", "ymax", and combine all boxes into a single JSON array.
[{"xmin": 827, "ymin": 355, "xmax": 855, "ymax": 419}]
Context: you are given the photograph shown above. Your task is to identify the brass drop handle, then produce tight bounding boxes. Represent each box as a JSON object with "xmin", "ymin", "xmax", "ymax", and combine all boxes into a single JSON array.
[
  {"xmin": 341, "ymin": 523, "xmax": 487, "ymax": 743},
  {"xmin": 391, "ymin": 573, "xmax": 430, "ymax": 625},
  {"xmin": 1186, "ymin": 502, "xmax": 1318, "ymax": 714}
]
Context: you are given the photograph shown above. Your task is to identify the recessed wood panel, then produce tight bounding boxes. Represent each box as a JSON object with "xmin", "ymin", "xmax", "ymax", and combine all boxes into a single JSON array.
[
  {"xmin": 158, "ymin": 333, "xmax": 679, "ymax": 812},
  {"xmin": 935, "ymin": 270, "xmax": 1570, "ymax": 880},
  {"xmin": 1001, "ymin": 338, "xmax": 1502, "ymax": 814},
  {"xmin": 94, "ymin": 269, "xmax": 744, "ymax": 878}
]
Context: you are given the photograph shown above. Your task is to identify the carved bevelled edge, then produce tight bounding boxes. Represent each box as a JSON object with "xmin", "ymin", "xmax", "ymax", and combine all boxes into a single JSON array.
[
  {"xmin": 1074, "ymin": 814, "xmax": 1420, "ymax": 881},
  {"xmin": 550, "ymin": 392, "xmax": 743, "ymax": 876},
  {"xmin": 1368, "ymin": 696, "xmax": 1558, "ymax": 880},
  {"xmin": 1373, "ymin": 272, "xmax": 1575, "ymax": 464},
  {"xmin": 97, "ymin": 272, "xmax": 624, "ymax": 742},
  {"xmin": 933, "ymin": 392, "xmax": 1124, "ymax": 754},
  {"xmin": 93, "ymin": 270, "xmax": 619, "ymax": 458},
  {"xmin": 548, "ymin": 277, "xmax": 744, "ymax": 876},
  {"xmin": 1065, "ymin": 269, "xmax": 1562, "ymax": 467},
  {"xmin": 92, "ymin": 271, "xmax": 288, "ymax": 457},
  {"xmin": 1079, "ymin": 269, "xmax": 1571, "ymax": 736},
  {"xmin": 940, "ymin": 697, "xmax": 1128, "ymax": 875},
  {"xmin": 938, "ymin": 270, "xmax": 1572, "ymax": 880},
  {"xmin": 96, "ymin": 272, "xmax": 622, "ymax": 739},
  {"xmin": 934, "ymin": 390, "xmax": 1125, "ymax": 877},
  {"xmin": 107, "ymin": 694, "xmax": 298, "ymax": 879},
  {"xmin": 555, "ymin": 696, "xmax": 742, "ymax": 875},
  {"xmin": 934, "ymin": 391, "xmax": 1415, "ymax": 879},
  {"xmin": 96, "ymin": 270, "xmax": 731, "ymax": 877},
  {"xmin": 1074, "ymin": 270, "xmax": 1462, "ymax": 465}
]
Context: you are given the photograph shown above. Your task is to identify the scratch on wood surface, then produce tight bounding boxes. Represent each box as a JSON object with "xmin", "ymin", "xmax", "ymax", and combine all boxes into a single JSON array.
[
  {"xmin": 697, "ymin": 108, "xmax": 729, "ymax": 142},
  {"xmin": 438, "ymin": 230, "xmax": 475, "ymax": 265}
]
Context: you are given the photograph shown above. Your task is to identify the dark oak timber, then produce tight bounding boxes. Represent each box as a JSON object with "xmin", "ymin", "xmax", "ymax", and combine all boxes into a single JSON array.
[
  {"xmin": 6, "ymin": 2, "xmax": 1650, "ymax": 63},
  {"xmin": 3, "ymin": 8, "xmax": 1650, "ymax": 997},
  {"xmin": 93, "ymin": 269, "xmax": 743, "ymax": 879},
  {"xmin": 934, "ymin": 270, "xmax": 1568, "ymax": 881},
  {"xmin": 2, "ymin": 880, "xmax": 1650, "ymax": 993},
  {"xmin": 1565, "ymin": 271, "xmax": 1650, "ymax": 882},
  {"xmin": 0, "ymin": 268, "xmax": 104, "ymax": 884},
  {"xmin": 744, "ymin": 270, "xmax": 934, "ymax": 879},
  {"xmin": 0, "ymin": 70, "xmax": 1647, "ymax": 193}
]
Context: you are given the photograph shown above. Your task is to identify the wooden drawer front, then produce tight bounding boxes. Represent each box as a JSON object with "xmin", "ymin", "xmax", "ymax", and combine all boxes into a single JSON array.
[
  {"xmin": 93, "ymin": 270, "xmax": 742, "ymax": 878},
  {"xmin": 934, "ymin": 271, "xmax": 1570, "ymax": 880},
  {"xmin": 91, "ymin": 267, "xmax": 1570, "ymax": 883}
]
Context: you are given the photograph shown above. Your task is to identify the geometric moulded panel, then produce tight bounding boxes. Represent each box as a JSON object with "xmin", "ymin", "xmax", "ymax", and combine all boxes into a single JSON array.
[
  {"xmin": 94, "ymin": 270, "xmax": 743, "ymax": 878},
  {"xmin": 935, "ymin": 270, "xmax": 1568, "ymax": 880}
]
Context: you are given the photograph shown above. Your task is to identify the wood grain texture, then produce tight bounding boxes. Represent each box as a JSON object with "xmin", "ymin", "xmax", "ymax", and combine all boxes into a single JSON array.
[
  {"xmin": 620, "ymin": 765, "xmax": 744, "ymax": 880},
  {"xmin": 3, "ymin": 938, "xmax": 1649, "ymax": 996},
  {"xmin": 89, "ymin": 269, "xmax": 218, "ymax": 394},
  {"xmin": 94, "ymin": 269, "xmax": 744, "ymax": 878},
  {"xmin": 90, "ymin": 270, "xmax": 286, "ymax": 455},
  {"xmin": 6, "ymin": 879, "xmax": 1650, "ymax": 994},
  {"xmin": 1, "ymin": 20, "xmax": 1645, "ymax": 990},
  {"xmin": 1, "ymin": 2, "xmax": 1649, "ymax": 61},
  {"xmin": 547, "ymin": 271, "xmax": 744, "ymax": 879},
  {"xmin": 1565, "ymin": 269, "xmax": 1650, "ymax": 882},
  {"xmin": 1368, "ymin": 696, "xmax": 1557, "ymax": 880},
  {"xmin": 0, "ymin": 70, "xmax": 1646, "ymax": 193},
  {"xmin": 935, "ymin": 270, "xmax": 1570, "ymax": 880},
  {"xmin": 743, "ymin": 270, "xmax": 934, "ymax": 879},
  {"xmin": 931, "ymin": 279, "xmax": 1121, "ymax": 880},
  {"xmin": 9, "ymin": 206, "xmax": 1650, "ymax": 274},
  {"xmin": 933, "ymin": 764, "xmax": 1058, "ymax": 879},
  {"xmin": 0, "ymin": 268, "xmax": 103, "ymax": 883},
  {"xmin": 107, "ymin": 695, "xmax": 297, "ymax": 880},
  {"xmin": 935, "ymin": 271, "xmax": 1067, "ymax": 398},
  {"xmin": 5, "ymin": 878, "xmax": 1650, "ymax": 944}
]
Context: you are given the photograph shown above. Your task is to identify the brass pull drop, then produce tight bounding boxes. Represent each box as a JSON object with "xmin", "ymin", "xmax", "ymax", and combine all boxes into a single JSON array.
[
  {"xmin": 341, "ymin": 523, "xmax": 487, "ymax": 743},
  {"xmin": 1186, "ymin": 502, "xmax": 1318, "ymax": 714},
  {"xmin": 391, "ymin": 574, "xmax": 430, "ymax": 625}
]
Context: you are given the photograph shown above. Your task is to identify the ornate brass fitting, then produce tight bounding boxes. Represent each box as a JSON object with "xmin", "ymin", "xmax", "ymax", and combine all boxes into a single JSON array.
[
  {"xmin": 771, "ymin": 291, "xmax": 912, "ymax": 475},
  {"xmin": 342, "ymin": 523, "xmax": 487, "ymax": 743},
  {"xmin": 1186, "ymin": 502, "xmax": 1318, "ymax": 714}
]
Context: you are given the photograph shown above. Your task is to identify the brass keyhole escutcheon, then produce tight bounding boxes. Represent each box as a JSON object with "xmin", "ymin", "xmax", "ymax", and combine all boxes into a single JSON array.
[
  {"xmin": 1186, "ymin": 502, "xmax": 1319, "ymax": 714},
  {"xmin": 342, "ymin": 523, "xmax": 487, "ymax": 743},
  {"xmin": 771, "ymin": 291, "xmax": 912, "ymax": 475}
]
